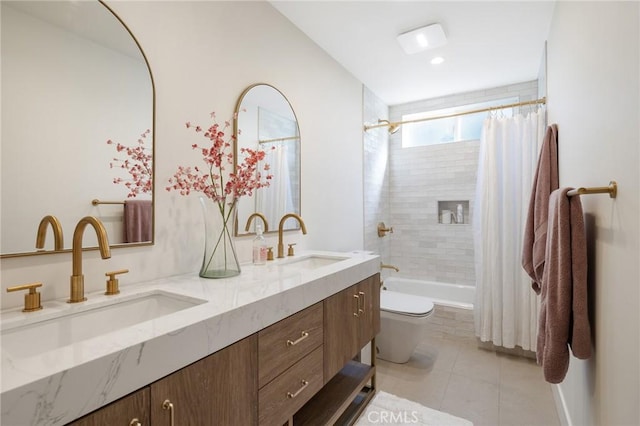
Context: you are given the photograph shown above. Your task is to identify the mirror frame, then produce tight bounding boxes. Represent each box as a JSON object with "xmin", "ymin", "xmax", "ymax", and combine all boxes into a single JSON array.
[
  {"xmin": 233, "ymin": 83, "xmax": 301, "ymax": 236},
  {"xmin": 0, "ymin": 0, "xmax": 156, "ymax": 259}
]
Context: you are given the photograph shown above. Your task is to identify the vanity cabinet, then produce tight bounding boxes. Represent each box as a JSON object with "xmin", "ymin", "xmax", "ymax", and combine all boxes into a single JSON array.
[
  {"xmin": 258, "ymin": 302, "xmax": 323, "ymax": 388},
  {"xmin": 258, "ymin": 302, "xmax": 324, "ymax": 425},
  {"xmin": 323, "ymin": 274, "xmax": 381, "ymax": 380},
  {"xmin": 67, "ymin": 387, "xmax": 150, "ymax": 426},
  {"xmin": 150, "ymin": 333, "xmax": 257, "ymax": 425},
  {"xmin": 66, "ymin": 274, "xmax": 380, "ymax": 426},
  {"xmin": 67, "ymin": 335, "xmax": 257, "ymax": 426},
  {"xmin": 293, "ymin": 274, "xmax": 381, "ymax": 425}
]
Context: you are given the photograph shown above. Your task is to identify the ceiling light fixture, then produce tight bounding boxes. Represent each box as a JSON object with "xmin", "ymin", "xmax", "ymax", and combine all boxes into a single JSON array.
[
  {"xmin": 397, "ymin": 23, "xmax": 447, "ymax": 55},
  {"xmin": 430, "ymin": 56, "xmax": 445, "ymax": 65}
]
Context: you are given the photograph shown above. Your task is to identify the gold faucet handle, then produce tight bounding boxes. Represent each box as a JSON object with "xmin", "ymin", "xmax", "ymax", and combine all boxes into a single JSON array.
[
  {"xmin": 267, "ymin": 247, "xmax": 274, "ymax": 261},
  {"xmin": 377, "ymin": 222, "xmax": 394, "ymax": 237},
  {"xmin": 7, "ymin": 282, "xmax": 43, "ymax": 312},
  {"xmin": 105, "ymin": 269, "xmax": 129, "ymax": 295},
  {"xmin": 287, "ymin": 243, "xmax": 297, "ymax": 256}
]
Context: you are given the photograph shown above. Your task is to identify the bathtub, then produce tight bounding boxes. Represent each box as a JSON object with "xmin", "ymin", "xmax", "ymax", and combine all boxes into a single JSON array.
[{"xmin": 382, "ymin": 277, "xmax": 474, "ymax": 310}]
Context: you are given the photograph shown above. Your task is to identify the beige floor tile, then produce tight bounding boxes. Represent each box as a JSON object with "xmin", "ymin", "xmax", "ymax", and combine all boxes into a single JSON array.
[
  {"xmin": 499, "ymin": 352, "xmax": 543, "ymax": 384},
  {"xmin": 374, "ymin": 366, "xmax": 395, "ymax": 392},
  {"xmin": 376, "ymin": 347, "xmax": 453, "ymax": 410},
  {"xmin": 440, "ymin": 373, "xmax": 500, "ymax": 426},
  {"xmin": 415, "ymin": 338, "xmax": 461, "ymax": 372},
  {"xmin": 377, "ymin": 352, "xmax": 433, "ymax": 382},
  {"xmin": 385, "ymin": 369, "xmax": 451, "ymax": 410},
  {"xmin": 499, "ymin": 381, "xmax": 560, "ymax": 426},
  {"xmin": 376, "ymin": 359, "xmax": 409, "ymax": 386},
  {"xmin": 453, "ymin": 345, "xmax": 501, "ymax": 385},
  {"xmin": 374, "ymin": 306, "xmax": 558, "ymax": 426}
]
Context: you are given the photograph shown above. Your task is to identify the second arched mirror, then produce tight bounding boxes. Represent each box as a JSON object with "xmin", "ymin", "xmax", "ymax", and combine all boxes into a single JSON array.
[{"xmin": 234, "ymin": 84, "xmax": 301, "ymax": 236}]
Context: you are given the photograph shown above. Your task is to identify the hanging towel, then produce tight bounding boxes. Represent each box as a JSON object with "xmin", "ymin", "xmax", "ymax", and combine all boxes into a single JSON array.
[
  {"xmin": 123, "ymin": 200, "xmax": 152, "ymax": 243},
  {"xmin": 537, "ymin": 188, "xmax": 592, "ymax": 384},
  {"xmin": 522, "ymin": 124, "xmax": 559, "ymax": 294}
]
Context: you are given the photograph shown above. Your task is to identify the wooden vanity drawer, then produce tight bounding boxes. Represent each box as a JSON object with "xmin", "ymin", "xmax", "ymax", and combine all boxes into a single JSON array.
[
  {"xmin": 258, "ymin": 345, "xmax": 323, "ymax": 425},
  {"xmin": 258, "ymin": 302, "xmax": 323, "ymax": 388}
]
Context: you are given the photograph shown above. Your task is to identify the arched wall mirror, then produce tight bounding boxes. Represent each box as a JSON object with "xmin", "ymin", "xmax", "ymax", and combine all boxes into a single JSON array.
[
  {"xmin": 234, "ymin": 84, "xmax": 301, "ymax": 236},
  {"xmin": 1, "ymin": 0, "xmax": 155, "ymax": 258}
]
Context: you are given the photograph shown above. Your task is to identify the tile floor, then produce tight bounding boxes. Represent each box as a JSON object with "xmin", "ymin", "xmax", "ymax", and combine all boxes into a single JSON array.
[{"xmin": 374, "ymin": 305, "xmax": 561, "ymax": 426}]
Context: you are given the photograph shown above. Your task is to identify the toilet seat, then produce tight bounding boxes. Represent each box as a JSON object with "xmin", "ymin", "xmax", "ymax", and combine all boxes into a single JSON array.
[{"xmin": 380, "ymin": 290, "xmax": 434, "ymax": 317}]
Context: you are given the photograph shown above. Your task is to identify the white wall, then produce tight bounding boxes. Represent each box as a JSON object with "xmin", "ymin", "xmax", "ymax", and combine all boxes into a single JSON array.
[
  {"xmin": 0, "ymin": 1, "xmax": 364, "ymax": 309},
  {"xmin": 546, "ymin": 2, "xmax": 639, "ymax": 425}
]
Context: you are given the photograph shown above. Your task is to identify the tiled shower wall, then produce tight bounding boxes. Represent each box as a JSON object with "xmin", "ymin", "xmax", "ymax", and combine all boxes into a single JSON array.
[{"xmin": 385, "ymin": 81, "xmax": 539, "ymax": 286}]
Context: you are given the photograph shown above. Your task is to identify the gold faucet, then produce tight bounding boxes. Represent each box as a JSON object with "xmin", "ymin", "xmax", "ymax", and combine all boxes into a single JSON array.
[
  {"xmin": 277, "ymin": 213, "xmax": 307, "ymax": 258},
  {"xmin": 380, "ymin": 262, "xmax": 400, "ymax": 272},
  {"xmin": 35, "ymin": 215, "xmax": 64, "ymax": 251},
  {"xmin": 245, "ymin": 212, "xmax": 269, "ymax": 233},
  {"xmin": 69, "ymin": 216, "xmax": 111, "ymax": 303}
]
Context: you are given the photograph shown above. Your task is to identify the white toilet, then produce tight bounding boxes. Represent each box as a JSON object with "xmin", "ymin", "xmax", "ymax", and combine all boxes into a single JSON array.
[{"xmin": 376, "ymin": 289, "xmax": 435, "ymax": 363}]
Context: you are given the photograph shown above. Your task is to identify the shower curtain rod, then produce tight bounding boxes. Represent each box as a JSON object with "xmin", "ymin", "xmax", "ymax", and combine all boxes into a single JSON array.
[{"xmin": 363, "ymin": 97, "xmax": 547, "ymax": 132}]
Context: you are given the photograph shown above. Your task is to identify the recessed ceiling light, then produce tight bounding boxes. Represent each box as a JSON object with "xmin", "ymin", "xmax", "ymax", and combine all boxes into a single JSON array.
[
  {"xmin": 431, "ymin": 56, "xmax": 445, "ymax": 65},
  {"xmin": 397, "ymin": 23, "xmax": 447, "ymax": 55}
]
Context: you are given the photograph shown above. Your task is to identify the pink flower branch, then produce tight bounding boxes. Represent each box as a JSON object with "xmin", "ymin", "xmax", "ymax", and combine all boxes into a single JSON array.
[
  {"xmin": 107, "ymin": 129, "xmax": 153, "ymax": 198},
  {"xmin": 166, "ymin": 113, "xmax": 273, "ymax": 206}
]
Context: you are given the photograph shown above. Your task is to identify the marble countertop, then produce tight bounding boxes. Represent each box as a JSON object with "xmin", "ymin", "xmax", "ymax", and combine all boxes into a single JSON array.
[{"xmin": 1, "ymin": 250, "xmax": 380, "ymax": 425}]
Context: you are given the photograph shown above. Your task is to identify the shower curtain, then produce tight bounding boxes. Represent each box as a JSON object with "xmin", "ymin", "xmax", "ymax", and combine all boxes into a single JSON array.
[
  {"xmin": 472, "ymin": 109, "xmax": 545, "ymax": 350},
  {"xmin": 257, "ymin": 143, "xmax": 295, "ymax": 226}
]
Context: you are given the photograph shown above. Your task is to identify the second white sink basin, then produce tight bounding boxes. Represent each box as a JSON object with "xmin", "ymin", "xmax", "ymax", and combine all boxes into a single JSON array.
[
  {"xmin": 1, "ymin": 291, "xmax": 206, "ymax": 358},
  {"xmin": 277, "ymin": 254, "xmax": 349, "ymax": 271}
]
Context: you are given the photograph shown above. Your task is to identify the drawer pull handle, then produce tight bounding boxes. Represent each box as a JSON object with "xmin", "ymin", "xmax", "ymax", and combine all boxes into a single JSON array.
[
  {"xmin": 162, "ymin": 399, "xmax": 175, "ymax": 426},
  {"xmin": 129, "ymin": 419, "xmax": 142, "ymax": 426},
  {"xmin": 287, "ymin": 331, "xmax": 309, "ymax": 346},
  {"xmin": 353, "ymin": 294, "xmax": 360, "ymax": 317},
  {"xmin": 358, "ymin": 291, "xmax": 366, "ymax": 314},
  {"xmin": 287, "ymin": 379, "xmax": 309, "ymax": 399}
]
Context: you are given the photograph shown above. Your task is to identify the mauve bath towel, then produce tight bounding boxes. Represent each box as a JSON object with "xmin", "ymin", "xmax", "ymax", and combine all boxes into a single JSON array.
[
  {"xmin": 522, "ymin": 124, "xmax": 559, "ymax": 294},
  {"xmin": 537, "ymin": 188, "xmax": 592, "ymax": 384},
  {"xmin": 124, "ymin": 199, "xmax": 152, "ymax": 243}
]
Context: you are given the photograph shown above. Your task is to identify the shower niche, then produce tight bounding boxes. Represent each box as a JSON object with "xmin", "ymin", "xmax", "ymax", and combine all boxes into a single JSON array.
[{"xmin": 438, "ymin": 200, "xmax": 469, "ymax": 224}]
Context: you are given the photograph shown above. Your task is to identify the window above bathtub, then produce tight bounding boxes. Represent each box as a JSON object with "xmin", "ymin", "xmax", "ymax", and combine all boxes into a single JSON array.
[{"xmin": 401, "ymin": 97, "xmax": 518, "ymax": 148}]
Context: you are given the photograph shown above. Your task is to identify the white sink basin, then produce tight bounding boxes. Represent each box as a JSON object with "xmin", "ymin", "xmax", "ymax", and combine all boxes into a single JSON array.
[
  {"xmin": 278, "ymin": 254, "xmax": 349, "ymax": 271},
  {"xmin": 1, "ymin": 291, "xmax": 206, "ymax": 358}
]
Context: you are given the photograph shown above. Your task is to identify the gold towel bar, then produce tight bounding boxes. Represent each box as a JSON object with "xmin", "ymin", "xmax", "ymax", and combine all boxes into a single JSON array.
[
  {"xmin": 258, "ymin": 135, "xmax": 300, "ymax": 144},
  {"xmin": 92, "ymin": 199, "xmax": 125, "ymax": 205},
  {"xmin": 567, "ymin": 181, "xmax": 617, "ymax": 199}
]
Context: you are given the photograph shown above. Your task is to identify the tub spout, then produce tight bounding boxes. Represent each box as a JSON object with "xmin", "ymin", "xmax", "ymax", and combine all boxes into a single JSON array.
[{"xmin": 380, "ymin": 263, "xmax": 399, "ymax": 272}]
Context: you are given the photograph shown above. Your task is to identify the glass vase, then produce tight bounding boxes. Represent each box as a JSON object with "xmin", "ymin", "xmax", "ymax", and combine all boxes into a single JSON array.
[{"xmin": 199, "ymin": 197, "xmax": 241, "ymax": 279}]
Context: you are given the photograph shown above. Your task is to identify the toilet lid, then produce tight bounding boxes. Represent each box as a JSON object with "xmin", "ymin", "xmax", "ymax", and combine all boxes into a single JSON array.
[{"xmin": 381, "ymin": 290, "xmax": 435, "ymax": 316}]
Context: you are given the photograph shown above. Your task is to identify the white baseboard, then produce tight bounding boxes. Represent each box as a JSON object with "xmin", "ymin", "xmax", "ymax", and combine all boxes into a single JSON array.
[{"xmin": 552, "ymin": 383, "xmax": 571, "ymax": 426}]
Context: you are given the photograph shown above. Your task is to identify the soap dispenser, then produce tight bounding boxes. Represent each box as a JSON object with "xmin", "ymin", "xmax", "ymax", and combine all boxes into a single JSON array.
[
  {"xmin": 252, "ymin": 224, "xmax": 267, "ymax": 265},
  {"xmin": 456, "ymin": 204, "xmax": 464, "ymax": 224}
]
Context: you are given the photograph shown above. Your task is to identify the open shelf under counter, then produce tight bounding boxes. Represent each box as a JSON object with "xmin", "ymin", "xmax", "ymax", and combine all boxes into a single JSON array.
[{"xmin": 293, "ymin": 360, "xmax": 375, "ymax": 426}]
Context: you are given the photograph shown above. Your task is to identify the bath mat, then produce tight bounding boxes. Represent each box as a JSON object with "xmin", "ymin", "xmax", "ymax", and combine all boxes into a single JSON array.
[{"xmin": 355, "ymin": 391, "xmax": 473, "ymax": 425}]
